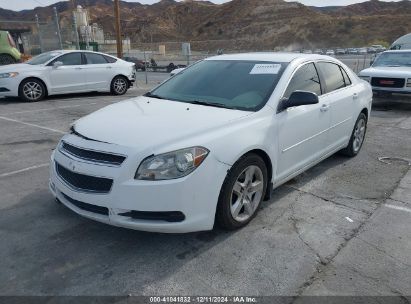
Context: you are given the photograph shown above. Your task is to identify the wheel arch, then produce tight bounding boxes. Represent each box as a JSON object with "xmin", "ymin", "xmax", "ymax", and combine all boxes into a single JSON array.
[
  {"xmin": 235, "ymin": 148, "xmax": 273, "ymax": 199},
  {"xmin": 19, "ymin": 76, "xmax": 49, "ymax": 97},
  {"xmin": 360, "ymin": 107, "xmax": 368, "ymax": 121}
]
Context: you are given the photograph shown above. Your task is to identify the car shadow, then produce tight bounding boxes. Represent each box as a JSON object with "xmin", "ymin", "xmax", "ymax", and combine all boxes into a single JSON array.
[{"xmin": 0, "ymin": 87, "xmax": 140, "ymax": 105}]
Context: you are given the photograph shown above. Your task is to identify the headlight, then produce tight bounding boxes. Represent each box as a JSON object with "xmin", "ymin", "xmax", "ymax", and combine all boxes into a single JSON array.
[
  {"xmin": 0, "ymin": 72, "xmax": 19, "ymax": 78},
  {"xmin": 135, "ymin": 147, "xmax": 209, "ymax": 180},
  {"xmin": 359, "ymin": 76, "xmax": 370, "ymax": 83}
]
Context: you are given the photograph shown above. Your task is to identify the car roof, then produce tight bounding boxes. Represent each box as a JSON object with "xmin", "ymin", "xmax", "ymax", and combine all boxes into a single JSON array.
[
  {"xmin": 48, "ymin": 50, "xmax": 116, "ymax": 57},
  {"xmin": 205, "ymin": 52, "xmax": 335, "ymax": 63}
]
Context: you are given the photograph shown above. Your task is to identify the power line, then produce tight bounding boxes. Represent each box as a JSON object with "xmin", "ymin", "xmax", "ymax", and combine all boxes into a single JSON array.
[{"xmin": 32, "ymin": 0, "xmax": 47, "ymax": 6}]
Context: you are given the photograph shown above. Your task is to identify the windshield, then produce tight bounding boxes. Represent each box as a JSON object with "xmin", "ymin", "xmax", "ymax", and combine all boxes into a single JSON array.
[
  {"xmin": 373, "ymin": 52, "xmax": 411, "ymax": 67},
  {"xmin": 26, "ymin": 51, "xmax": 62, "ymax": 65},
  {"xmin": 149, "ymin": 60, "xmax": 287, "ymax": 111}
]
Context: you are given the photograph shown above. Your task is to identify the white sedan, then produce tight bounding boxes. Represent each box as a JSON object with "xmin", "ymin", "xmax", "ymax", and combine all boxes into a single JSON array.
[
  {"xmin": 0, "ymin": 50, "xmax": 136, "ymax": 102},
  {"xmin": 359, "ymin": 50, "xmax": 411, "ymax": 95},
  {"xmin": 49, "ymin": 53, "xmax": 372, "ymax": 233}
]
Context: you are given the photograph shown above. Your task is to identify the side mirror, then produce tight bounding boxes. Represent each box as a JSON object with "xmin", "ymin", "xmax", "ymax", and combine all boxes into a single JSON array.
[
  {"xmin": 53, "ymin": 61, "xmax": 63, "ymax": 68},
  {"xmin": 277, "ymin": 91, "xmax": 319, "ymax": 113}
]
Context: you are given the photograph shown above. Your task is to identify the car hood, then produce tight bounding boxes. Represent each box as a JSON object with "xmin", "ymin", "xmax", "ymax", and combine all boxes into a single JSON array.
[
  {"xmin": 74, "ymin": 96, "xmax": 252, "ymax": 149},
  {"xmin": 0, "ymin": 63, "xmax": 42, "ymax": 73},
  {"xmin": 360, "ymin": 66, "xmax": 411, "ymax": 78}
]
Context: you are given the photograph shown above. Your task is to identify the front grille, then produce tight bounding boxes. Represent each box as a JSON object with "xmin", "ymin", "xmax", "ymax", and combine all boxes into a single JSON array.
[
  {"xmin": 56, "ymin": 162, "xmax": 113, "ymax": 193},
  {"xmin": 61, "ymin": 141, "xmax": 126, "ymax": 166},
  {"xmin": 371, "ymin": 77, "xmax": 405, "ymax": 88},
  {"xmin": 60, "ymin": 192, "xmax": 109, "ymax": 216}
]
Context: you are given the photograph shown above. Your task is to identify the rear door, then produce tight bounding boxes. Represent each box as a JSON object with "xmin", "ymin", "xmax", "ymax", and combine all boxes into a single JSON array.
[
  {"xmin": 316, "ymin": 62, "xmax": 355, "ymax": 151},
  {"xmin": 83, "ymin": 52, "xmax": 115, "ymax": 91},
  {"xmin": 47, "ymin": 52, "xmax": 87, "ymax": 93},
  {"xmin": 276, "ymin": 62, "xmax": 331, "ymax": 182}
]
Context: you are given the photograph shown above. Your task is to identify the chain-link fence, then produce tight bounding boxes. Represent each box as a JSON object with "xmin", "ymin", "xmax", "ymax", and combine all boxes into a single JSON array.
[{"xmin": 1, "ymin": 5, "xmax": 374, "ymax": 80}]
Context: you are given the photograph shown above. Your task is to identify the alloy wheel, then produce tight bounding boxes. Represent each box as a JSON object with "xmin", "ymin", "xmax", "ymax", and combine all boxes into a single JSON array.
[
  {"xmin": 230, "ymin": 165, "xmax": 264, "ymax": 222},
  {"xmin": 353, "ymin": 118, "xmax": 366, "ymax": 153},
  {"xmin": 22, "ymin": 81, "xmax": 43, "ymax": 101},
  {"xmin": 113, "ymin": 78, "xmax": 127, "ymax": 94}
]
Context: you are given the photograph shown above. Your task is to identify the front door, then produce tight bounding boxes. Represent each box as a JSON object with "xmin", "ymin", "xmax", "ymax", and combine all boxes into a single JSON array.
[
  {"xmin": 276, "ymin": 62, "xmax": 331, "ymax": 182},
  {"xmin": 47, "ymin": 52, "xmax": 87, "ymax": 94}
]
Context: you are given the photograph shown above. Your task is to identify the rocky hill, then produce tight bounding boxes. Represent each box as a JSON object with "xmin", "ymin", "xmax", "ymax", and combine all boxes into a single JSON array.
[{"xmin": 1, "ymin": 0, "xmax": 411, "ymax": 51}]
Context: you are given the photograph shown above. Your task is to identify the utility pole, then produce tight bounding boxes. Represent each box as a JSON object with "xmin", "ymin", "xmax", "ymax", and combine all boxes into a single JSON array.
[
  {"xmin": 35, "ymin": 14, "xmax": 44, "ymax": 53},
  {"xmin": 72, "ymin": 12, "xmax": 80, "ymax": 50},
  {"xmin": 53, "ymin": 7, "xmax": 63, "ymax": 50},
  {"xmin": 114, "ymin": 0, "xmax": 123, "ymax": 58}
]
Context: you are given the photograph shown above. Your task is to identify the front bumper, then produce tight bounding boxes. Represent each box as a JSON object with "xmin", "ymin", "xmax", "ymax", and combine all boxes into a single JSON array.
[
  {"xmin": 49, "ymin": 134, "xmax": 230, "ymax": 233},
  {"xmin": 372, "ymin": 86, "xmax": 411, "ymax": 94},
  {"xmin": 0, "ymin": 77, "xmax": 20, "ymax": 97}
]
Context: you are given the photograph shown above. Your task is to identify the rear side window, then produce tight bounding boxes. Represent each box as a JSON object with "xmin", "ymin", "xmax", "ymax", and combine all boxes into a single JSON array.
[
  {"xmin": 104, "ymin": 55, "xmax": 117, "ymax": 63},
  {"xmin": 283, "ymin": 63, "xmax": 322, "ymax": 98},
  {"xmin": 52, "ymin": 53, "xmax": 82, "ymax": 66},
  {"xmin": 317, "ymin": 62, "xmax": 346, "ymax": 93},
  {"xmin": 340, "ymin": 67, "xmax": 351, "ymax": 86},
  {"xmin": 85, "ymin": 53, "xmax": 108, "ymax": 64}
]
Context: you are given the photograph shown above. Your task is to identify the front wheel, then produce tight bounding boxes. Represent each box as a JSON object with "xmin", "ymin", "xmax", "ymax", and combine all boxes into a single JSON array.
[
  {"xmin": 340, "ymin": 113, "xmax": 367, "ymax": 157},
  {"xmin": 111, "ymin": 76, "xmax": 128, "ymax": 95},
  {"xmin": 18, "ymin": 78, "xmax": 46, "ymax": 102},
  {"xmin": 216, "ymin": 153, "xmax": 268, "ymax": 230}
]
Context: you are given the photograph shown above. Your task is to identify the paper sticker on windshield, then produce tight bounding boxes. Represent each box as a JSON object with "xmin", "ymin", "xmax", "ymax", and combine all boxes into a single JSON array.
[{"xmin": 250, "ymin": 64, "xmax": 281, "ymax": 75}]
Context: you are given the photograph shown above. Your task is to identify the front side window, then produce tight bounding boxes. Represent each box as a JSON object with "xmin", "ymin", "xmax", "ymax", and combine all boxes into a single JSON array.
[
  {"xmin": 283, "ymin": 63, "xmax": 322, "ymax": 99},
  {"xmin": 149, "ymin": 60, "xmax": 288, "ymax": 111},
  {"xmin": 372, "ymin": 52, "xmax": 411, "ymax": 67},
  {"xmin": 85, "ymin": 53, "xmax": 108, "ymax": 64},
  {"xmin": 317, "ymin": 62, "xmax": 346, "ymax": 93},
  {"xmin": 52, "ymin": 53, "xmax": 82, "ymax": 66}
]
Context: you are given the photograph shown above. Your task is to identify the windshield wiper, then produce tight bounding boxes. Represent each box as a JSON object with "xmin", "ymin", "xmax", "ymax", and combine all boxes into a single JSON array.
[
  {"xmin": 144, "ymin": 92, "xmax": 166, "ymax": 100},
  {"xmin": 184, "ymin": 100, "xmax": 233, "ymax": 109}
]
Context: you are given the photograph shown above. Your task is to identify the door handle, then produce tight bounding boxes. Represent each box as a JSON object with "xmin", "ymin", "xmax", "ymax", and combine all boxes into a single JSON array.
[
  {"xmin": 75, "ymin": 67, "xmax": 83, "ymax": 70},
  {"xmin": 320, "ymin": 104, "xmax": 330, "ymax": 112},
  {"xmin": 106, "ymin": 66, "xmax": 112, "ymax": 69},
  {"xmin": 353, "ymin": 93, "xmax": 359, "ymax": 100}
]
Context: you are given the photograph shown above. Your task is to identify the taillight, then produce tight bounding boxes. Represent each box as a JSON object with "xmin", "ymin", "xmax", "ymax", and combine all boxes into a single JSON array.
[{"xmin": 7, "ymin": 33, "xmax": 16, "ymax": 48}]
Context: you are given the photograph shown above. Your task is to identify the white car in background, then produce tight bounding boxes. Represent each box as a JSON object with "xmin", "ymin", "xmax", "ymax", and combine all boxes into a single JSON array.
[
  {"xmin": 359, "ymin": 50, "xmax": 411, "ymax": 95},
  {"xmin": 0, "ymin": 50, "xmax": 136, "ymax": 102},
  {"xmin": 50, "ymin": 53, "xmax": 372, "ymax": 233},
  {"xmin": 326, "ymin": 49, "xmax": 335, "ymax": 56},
  {"xmin": 170, "ymin": 67, "xmax": 185, "ymax": 76}
]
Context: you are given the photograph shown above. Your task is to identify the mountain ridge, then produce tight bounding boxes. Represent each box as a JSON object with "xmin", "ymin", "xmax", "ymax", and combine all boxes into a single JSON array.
[{"xmin": 1, "ymin": 0, "xmax": 410, "ymax": 50}]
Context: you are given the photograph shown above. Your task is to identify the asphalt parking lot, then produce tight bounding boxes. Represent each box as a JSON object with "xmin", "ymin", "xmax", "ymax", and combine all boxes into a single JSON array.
[{"xmin": 1, "ymin": 72, "xmax": 410, "ymax": 299}]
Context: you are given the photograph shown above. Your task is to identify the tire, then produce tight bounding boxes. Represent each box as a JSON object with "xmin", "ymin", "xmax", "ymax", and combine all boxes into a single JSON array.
[
  {"xmin": 216, "ymin": 153, "xmax": 268, "ymax": 230},
  {"xmin": 0, "ymin": 54, "xmax": 16, "ymax": 65},
  {"xmin": 340, "ymin": 113, "xmax": 367, "ymax": 157},
  {"xmin": 111, "ymin": 76, "xmax": 128, "ymax": 95},
  {"xmin": 18, "ymin": 78, "xmax": 46, "ymax": 102}
]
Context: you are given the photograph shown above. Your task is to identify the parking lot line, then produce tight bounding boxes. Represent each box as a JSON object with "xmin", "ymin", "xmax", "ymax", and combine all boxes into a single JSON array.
[
  {"xmin": 5, "ymin": 102, "xmax": 99, "ymax": 115},
  {"xmin": 0, "ymin": 163, "xmax": 49, "ymax": 178},
  {"xmin": 0, "ymin": 116, "xmax": 66, "ymax": 134},
  {"xmin": 384, "ymin": 204, "xmax": 411, "ymax": 213}
]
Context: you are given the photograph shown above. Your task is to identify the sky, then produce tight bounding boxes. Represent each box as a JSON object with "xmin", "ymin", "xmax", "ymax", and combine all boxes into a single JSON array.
[{"xmin": 0, "ymin": 0, "xmax": 404, "ymax": 12}]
